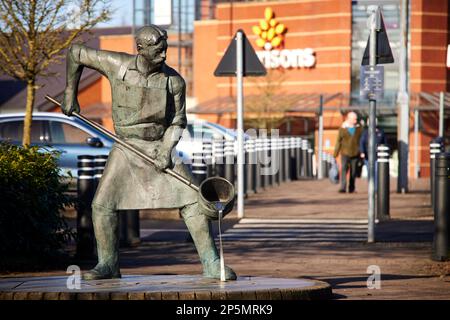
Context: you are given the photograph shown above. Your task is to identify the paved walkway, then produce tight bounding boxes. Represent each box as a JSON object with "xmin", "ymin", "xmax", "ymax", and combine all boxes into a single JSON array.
[
  {"xmin": 111, "ymin": 177, "xmax": 447, "ymax": 299},
  {"xmin": 2, "ymin": 178, "xmax": 449, "ymax": 299},
  {"xmin": 219, "ymin": 177, "xmax": 433, "ymax": 244},
  {"xmin": 242, "ymin": 177, "xmax": 432, "ymax": 220}
]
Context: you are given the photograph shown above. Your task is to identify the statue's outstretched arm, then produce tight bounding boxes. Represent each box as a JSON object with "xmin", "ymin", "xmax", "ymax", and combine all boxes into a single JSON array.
[{"xmin": 61, "ymin": 44, "xmax": 123, "ymax": 115}]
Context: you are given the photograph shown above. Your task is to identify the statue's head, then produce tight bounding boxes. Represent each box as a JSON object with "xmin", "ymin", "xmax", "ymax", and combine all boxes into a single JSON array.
[{"xmin": 135, "ymin": 25, "xmax": 168, "ymax": 69}]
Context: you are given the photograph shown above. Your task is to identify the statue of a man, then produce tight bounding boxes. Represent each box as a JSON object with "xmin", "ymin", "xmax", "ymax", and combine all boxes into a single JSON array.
[{"xmin": 62, "ymin": 25, "xmax": 236, "ymax": 281}]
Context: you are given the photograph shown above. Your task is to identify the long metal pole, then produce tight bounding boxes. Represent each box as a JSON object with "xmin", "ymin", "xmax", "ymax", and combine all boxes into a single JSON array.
[
  {"xmin": 397, "ymin": 0, "xmax": 410, "ymax": 193},
  {"xmin": 317, "ymin": 95, "xmax": 324, "ymax": 179},
  {"xmin": 178, "ymin": 0, "xmax": 182, "ymax": 73},
  {"xmin": 367, "ymin": 7, "xmax": 378, "ymax": 244},
  {"xmin": 236, "ymin": 31, "xmax": 245, "ymax": 219},
  {"xmin": 45, "ymin": 95, "xmax": 199, "ymax": 192},
  {"xmin": 439, "ymin": 91, "xmax": 444, "ymax": 137},
  {"xmin": 414, "ymin": 108, "xmax": 419, "ymax": 178}
]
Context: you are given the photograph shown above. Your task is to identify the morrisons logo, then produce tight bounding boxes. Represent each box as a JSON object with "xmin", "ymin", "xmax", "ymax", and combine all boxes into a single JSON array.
[{"xmin": 252, "ymin": 7, "xmax": 316, "ymax": 69}]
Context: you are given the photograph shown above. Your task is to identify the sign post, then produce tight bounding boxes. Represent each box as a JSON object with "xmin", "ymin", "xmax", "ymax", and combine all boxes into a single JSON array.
[
  {"xmin": 214, "ymin": 30, "xmax": 267, "ymax": 219},
  {"xmin": 367, "ymin": 8, "xmax": 378, "ymax": 243},
  {"xmin": 361, "ymin": 6, "xmax": 394, "ymax": 243},
  {"xmin": 236, "ymin": 31, "xmax": 244, "ymax": 218},
  {"xmin": 317, "ymin": 95, "xmax": 324, "ymax": 179}
]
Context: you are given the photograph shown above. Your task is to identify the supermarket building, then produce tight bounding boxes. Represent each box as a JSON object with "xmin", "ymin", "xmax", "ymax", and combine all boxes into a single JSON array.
[
  {"xmin": 0, "ymin": 0, "xmax": 448, "ymax": 179},
  {"xmin": 191, "ymin": 0, "xmax": 450, "ymax": 178}
]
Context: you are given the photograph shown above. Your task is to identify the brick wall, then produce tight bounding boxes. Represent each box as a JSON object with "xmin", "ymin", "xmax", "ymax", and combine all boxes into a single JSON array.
[{"xmin": 193, "ymin": 0, "xmax": 352, "ymax": 103}]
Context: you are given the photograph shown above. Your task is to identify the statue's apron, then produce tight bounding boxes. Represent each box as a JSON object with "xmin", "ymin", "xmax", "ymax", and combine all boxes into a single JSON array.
[{"xmin": 92, "ymin": 67, "xmax": 197, "ymax": 211}]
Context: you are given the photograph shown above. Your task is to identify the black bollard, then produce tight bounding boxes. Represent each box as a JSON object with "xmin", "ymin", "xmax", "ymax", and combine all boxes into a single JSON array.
[
  {"xmin": 251, "ymin": 139, "xmax": 258, "ymax": 192},
  {"xmin": 430, "ymin": 138, "xmax": 444, "ymax": 212},
  {"xmin": 295, "ymin": 137, "xmax": 302, "ymax": 179},
  {"xmin": 258, "ymin": 138, "xmax": 266, "ymax": 190},
  {"xmin": 278, "ymin": 138, "xmax": 284, "ymax": 182},
  {"xmin": 324, "ymin": 153, "xmax": 330, "ymax": 178},
  {"xmin": 275, "ymin": 138, "xmax": 282, "ymax": 185},
  {"xmin": 279, "ymin": 138, "xmax": 285, "ymax": 183},
  {"xmin": 283, "ymin": 137, "xmax": 291, "ymax": 182},
  {"xmin": 328, "ymin": 154, "xmax": 336, "ymax": 176},
  {"xmin": 307, "ymin": 146, "xmax": 313, "ymax": 178},
  {"xmin": 267, "ymin": 138, "xmax": 274, "ymax": 187},
  {"xmin": 266, "ymin": 137, "xmax": 273, "ymax": 187},
  {"xmin": 93, "ymin": 155, "xmax": 108, "ymax": 188},
  {"xmin": 267, "ymin": 137, "xmax": 273, "ymax": 186},
  {"xmin": 301, "ymin": 139, "xmax": 308, "ymax": 177},
  {"xmin": 76, "ymin": 155, "xmax": 96, "ymax": 259},
  {"xmin": 432, "ymin": 152, "xmax": 450, "ymax": 261},
  {"xmin": 245, "ymin": 139, "xmax": 255, "ymax": 194},
  {"xmin": 213, "ymin": 137, "xmax": 224, "ymax": 177},
  {"xmin": 203, "ymin": 140, "xmax": 213, "ymax": 178},
  {"xmin": 254, "ymin": 138, "xmax": 262, "ymax": 192},
  {"xmin": 289, "ymin": 137, "xmax": 297, "ymax": 180},
  {"xmin": 321, "ymin": 152, "xmax": 328, "ymax": 179},
  {"xmin": 224, "ymin": 139, "xmax": 235, "ymax": 185},
  {"xmin": 263, "ymin": 138, "xmax": 271, "ymax": 188},
  {"xmin": 377, "ymin": 145, "xmax": 390, "ymax": 220},
  {"xmin": 192, "ymin": 151, "xmax": 208, "ymax": 184},
  {"xmin": 243, "ymin": 140, "xmax": 248, "ymax": 197}
]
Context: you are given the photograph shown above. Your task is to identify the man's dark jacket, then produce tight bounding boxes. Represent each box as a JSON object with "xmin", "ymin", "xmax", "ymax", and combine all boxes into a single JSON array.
[
  {"xmin": 333, "ymin": 125, "xmax": 363, "ymax": 158},
  {"xmin": 359, "ymin": 127, "xmax": 387, "ymax": 156}
]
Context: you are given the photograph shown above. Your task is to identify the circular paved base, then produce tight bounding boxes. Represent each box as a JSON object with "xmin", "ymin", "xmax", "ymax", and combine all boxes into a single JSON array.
[{"xmin": 0, "ymin": 275, "xmax": 332, "ymax": 300}]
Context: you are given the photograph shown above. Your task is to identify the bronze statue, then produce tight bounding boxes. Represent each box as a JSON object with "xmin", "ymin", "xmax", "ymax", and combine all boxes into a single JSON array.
[{"xmin": 62, "ymin": 25, "xmax": 236, "ymax": 281}]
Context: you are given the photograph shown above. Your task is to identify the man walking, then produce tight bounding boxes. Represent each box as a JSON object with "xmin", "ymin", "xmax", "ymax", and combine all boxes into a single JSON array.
[{"xmin": 333, "ymin": 112, "xmax": 363, "ymax": 193}]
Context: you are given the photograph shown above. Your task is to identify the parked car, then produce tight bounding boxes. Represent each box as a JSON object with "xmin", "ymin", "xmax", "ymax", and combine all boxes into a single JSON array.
[
  {"xmin": 0, "ymin": 113, "xmax": 237, "ymax": 179},
  {"xmin": 0, "ymin": 112, "xmax": 114, "ymax": 178}
]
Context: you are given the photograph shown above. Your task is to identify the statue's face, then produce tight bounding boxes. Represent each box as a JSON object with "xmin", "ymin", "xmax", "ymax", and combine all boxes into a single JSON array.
[{"xmin": 136, "ymin": 29, "xmax": 168, "ymax": 70}]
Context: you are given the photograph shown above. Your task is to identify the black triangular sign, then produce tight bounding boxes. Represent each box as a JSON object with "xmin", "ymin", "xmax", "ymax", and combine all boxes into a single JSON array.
[
  {"xmin": 214, "ymin": 30, "xmax": 267, "ymax": 77},
  {"xmin": 361, "ymin": 12, "xmax": 394, "ymax": 65}
]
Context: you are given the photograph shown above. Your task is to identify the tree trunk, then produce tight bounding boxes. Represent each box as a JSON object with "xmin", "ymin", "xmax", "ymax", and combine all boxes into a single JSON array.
[{"xmin": 22, "ymin": 79, "xmax": 36, "ymax": 147}]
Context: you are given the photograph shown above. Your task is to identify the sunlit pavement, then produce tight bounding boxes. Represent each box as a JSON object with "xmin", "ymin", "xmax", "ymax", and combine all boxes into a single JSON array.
[{"xmin": 3, "ymin": 178, "xmax": 449, "ymax": 299}]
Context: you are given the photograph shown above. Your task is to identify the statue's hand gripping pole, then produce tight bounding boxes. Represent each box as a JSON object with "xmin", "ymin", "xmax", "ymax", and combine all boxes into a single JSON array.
[{"xmin": 45, "ymin": 95, "xmax": 199, "ymax": 192}]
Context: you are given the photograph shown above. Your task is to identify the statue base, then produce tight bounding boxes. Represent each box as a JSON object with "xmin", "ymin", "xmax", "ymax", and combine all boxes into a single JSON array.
[{"xmin": 0, "ymin": 275, "xmax": 332, "ymax": 300}]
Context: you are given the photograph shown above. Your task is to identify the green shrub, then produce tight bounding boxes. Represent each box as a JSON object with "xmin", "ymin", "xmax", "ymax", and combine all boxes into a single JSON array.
[{"xmin": 0, "ymin": 142, "xmax": 74, "ymax": 270}]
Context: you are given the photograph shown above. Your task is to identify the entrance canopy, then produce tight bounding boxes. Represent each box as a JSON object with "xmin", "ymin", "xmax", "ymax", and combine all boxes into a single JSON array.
[{"xmin": 190, "ymin": 92, "xmax": 450, "ymax": 117}]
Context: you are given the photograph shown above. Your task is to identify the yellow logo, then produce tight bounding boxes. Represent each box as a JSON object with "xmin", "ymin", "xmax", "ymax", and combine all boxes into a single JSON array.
[{"xmin": 252, "ymin": 7, "xmax": 287, "ymax": 50}]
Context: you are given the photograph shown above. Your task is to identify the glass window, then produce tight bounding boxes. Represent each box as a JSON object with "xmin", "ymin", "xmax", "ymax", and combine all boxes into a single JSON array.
[
  {"xmin": 49, "ymin": 121, "xmax": 90, "ymax": 144},
  {"xmin": 0, "ymin": 120, "xmax": 45, "ymax": 143}
]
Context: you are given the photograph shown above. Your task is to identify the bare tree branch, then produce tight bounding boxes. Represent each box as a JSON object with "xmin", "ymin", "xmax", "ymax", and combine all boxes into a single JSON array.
[
  {"xmin": 245, "ymin": 70, "xmax": 294, "ymax": 130},
  {"xmin": 0, "ymin": 0, "xmax": 111, "ymax": 146}
]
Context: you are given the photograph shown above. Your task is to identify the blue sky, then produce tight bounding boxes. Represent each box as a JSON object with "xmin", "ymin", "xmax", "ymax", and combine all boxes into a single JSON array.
[
  {"xmin": 97, "ymin": 0, "xmax": 196, "ymax": 31},
  {"xmin": 98, "ymin": 0, "xmax": 132, "ymax": 27}
]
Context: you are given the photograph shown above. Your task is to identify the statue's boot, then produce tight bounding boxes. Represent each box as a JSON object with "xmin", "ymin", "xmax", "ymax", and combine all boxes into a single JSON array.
[
  {"xmin": 82, "ymin": 204, "xmax": 121, "ymax": 280},
  {"xmin": 181, "ymin": 203, "xmax": 237, "ymax": 280}
]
